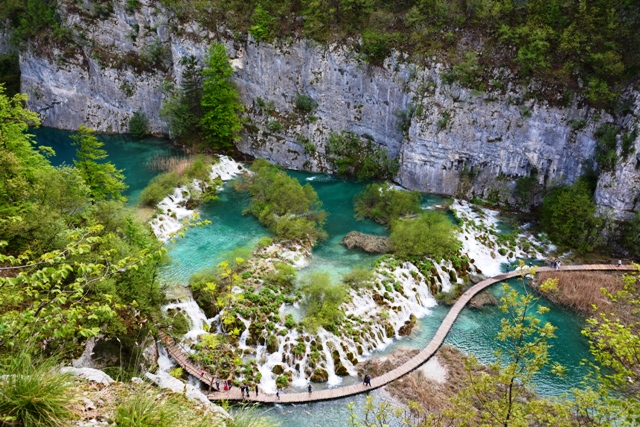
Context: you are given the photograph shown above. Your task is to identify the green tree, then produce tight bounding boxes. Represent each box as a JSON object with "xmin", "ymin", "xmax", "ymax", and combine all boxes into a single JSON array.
[
  {"xmin": 446, "ymin": 280, "xmax": 564, "ymax": 426},
  {"xmin": 160, "ymin": 56, "xmax": 204, "ymax": 142},
  {"xmin": 540, "ymin": 181, "xmax": 604, "ymax": 252},
  {"xmin": 241, "ymin": 159, "xmax": 327, "ymax": 241},
  {"xmin": 354, "ymin": 182, "xmax": 421, "ymax": 225},
  {"xmin": 390, "ymin": 211, "xmax": 461, "ymax": 259},
  {"xmin": 72, "ymin": 126, "xmax": 127, "ymax": 201},
  {"xmin": 200, "ymin": 43, "xmax": 243, "ymax": 152},
  {"xmin": 129, "ymin": 110, "xmax": 149, "ymax": 138}
]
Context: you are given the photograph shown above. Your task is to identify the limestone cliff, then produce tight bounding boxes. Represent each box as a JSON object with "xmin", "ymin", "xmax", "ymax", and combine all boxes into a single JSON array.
[{"xmin": 15, "ymin": 0, "xmax": 640, "ymax": 220}]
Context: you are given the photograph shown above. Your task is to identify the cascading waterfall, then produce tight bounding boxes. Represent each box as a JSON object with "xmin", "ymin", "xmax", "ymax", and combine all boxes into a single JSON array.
[{"xmin": 158, "ymin": 189, "xmax": 552, "ymax": 390}]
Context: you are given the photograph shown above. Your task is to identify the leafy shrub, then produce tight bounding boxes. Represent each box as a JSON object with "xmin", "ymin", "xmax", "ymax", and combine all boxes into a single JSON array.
[
  {"xmin": 354, "ymin": 183, "xmax": 421, "ymax": 225},
  {"xmin": 129, "ymin": 110, "xmax": 149, "ymax": 138},
  {"xmin": 295, "ymin": 93, "xmax": 318, "ymax": 114},
  {"xmin": 264, "ymin": 262, "xmax": 297, "ymax": 291},
  {"xmin": 621, "ymin": 128, "xmax": 637, "ymax": 160},
  {"xmin": 0, "ymin": 352, "xmax": 75, "ymax": 427},
  {"xmin": 249, "ymin": 4, "xmax": 276, "ymax": 42},
  {"xmin": 138, "ymin": 172, "xmax": 181, "ymax": 207},
  {"xmin": 266, "ymin": 119, "xmax": 283, "ymax": 132},
  {"xmin": 325, "ymin": 131, "xmax": 399, "ymax": 180},
  {"xmin": 343, "ymin": 267, "xmax": 374, "ymax": 289},
  {"xmin": 540, "ymin": 180, "xmax": 604, "ymax": 252},
  {"xmin": 301, "ymin": 271, "xmax": 347, "ymax": 332},
  {"xmin": 284, "ymin": 313, "xmax": 297, "ymax": 329},
  {"xmin": 257, "ymin": 236, "xmax": 273, "ymax": 248},
  {"xmin": 169, "ymin": 367, "xmax": 184, "ymax": 379},
  {"xmin": 183, "ymin": 155, "xmax": 212, "ymax": 181},
  {"xmin": 141, "ymin": 38, "xmax": 171, "ymax": 72},
  {"xmin": 242, "ymin": 159, "xmax": 327, "ymax": 241},
  {"xmin": 115, "ymin": 387, "xmax": 180, "ymax": 427},
  {"xmin": 360, "ymin": 29, "xmax": 398, "ymax": 65},
  {"xmin": 390, "ymin": 211, "xmax": 461, "ymax": 259},
  {"xmin": 594, "ymin": 123, "xmax": 620, "ymax": 172}
]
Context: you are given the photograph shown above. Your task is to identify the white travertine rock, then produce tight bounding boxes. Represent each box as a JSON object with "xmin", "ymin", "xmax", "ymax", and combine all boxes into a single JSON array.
[{"xmin": 59, "ymin": 367, "xmax": 114, "ymax": 385}]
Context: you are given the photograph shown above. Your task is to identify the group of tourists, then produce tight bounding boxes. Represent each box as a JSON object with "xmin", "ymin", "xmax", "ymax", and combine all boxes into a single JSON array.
[
  {"xmin": 240, "ymin": 383, "xmax": 259, "ymax": 399},
  {"xmin": 549, "ymin": 259, "xmax": 561, "ymax": 270}
]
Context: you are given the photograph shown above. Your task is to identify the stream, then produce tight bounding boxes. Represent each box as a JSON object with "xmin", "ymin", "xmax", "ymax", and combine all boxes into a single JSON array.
[{"xmin": 39, "ymin": 128, "xmax": 595, "ymax": 427}]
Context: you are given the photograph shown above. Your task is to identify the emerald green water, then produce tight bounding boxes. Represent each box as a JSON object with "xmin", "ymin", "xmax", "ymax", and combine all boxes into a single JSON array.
[
  {"xmin": 39, "ymin": 129, "xmax": 595, "ymax": 426},
  {"xmin": 33, "ymin": 127, "xmax": 179, "ymax": 204}
]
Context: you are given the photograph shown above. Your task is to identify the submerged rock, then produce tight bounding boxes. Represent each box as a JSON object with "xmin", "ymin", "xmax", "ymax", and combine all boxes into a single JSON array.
[
  {"xmin": 469, "ymin": 292, "xmax": 498, "ymax": 309},
  {"xmin": 342, "ymin": 232, "xmax": 391, "ymax": 253}
]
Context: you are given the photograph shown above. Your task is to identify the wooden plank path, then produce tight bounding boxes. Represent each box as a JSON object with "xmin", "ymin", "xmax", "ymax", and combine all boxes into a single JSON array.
[{"xmin": 159, "ymin": 264, "xmax": 636, "ymax": 404}]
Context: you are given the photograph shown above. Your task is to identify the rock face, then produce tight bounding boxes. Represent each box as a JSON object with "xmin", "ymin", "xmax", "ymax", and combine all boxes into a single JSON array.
[
  {"xmin": 15, "ymin": 0, "xmax": 640, "ymax": 219},
  {"xmin": 342, "ymin": 231, "xmax": 391, "ymax": 253}
]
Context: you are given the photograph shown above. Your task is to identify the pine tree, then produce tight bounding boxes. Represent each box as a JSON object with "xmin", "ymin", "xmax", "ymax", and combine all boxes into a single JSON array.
[
  {"xmin": 72, "ymin": 126, "xmax": 127, "ymax": 201},
  {"xmin": 200, "ymin": 43, "xmax": 243, "ymax": 152}
]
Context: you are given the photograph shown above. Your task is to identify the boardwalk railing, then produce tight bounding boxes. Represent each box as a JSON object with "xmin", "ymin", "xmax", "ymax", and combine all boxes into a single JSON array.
[{"xmin": 159, "ymin": 264, "xmax": 636, "ymax": 404}]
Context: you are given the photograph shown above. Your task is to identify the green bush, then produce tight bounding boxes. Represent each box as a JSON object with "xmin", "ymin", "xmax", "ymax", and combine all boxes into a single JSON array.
[
  {"xmin": 266, "ymin": 119, "xmax": 283, "ymax": 132},
  {"xmin": 343, "ymin": 267, "xmax": 374, "ymax": 289},
  {"xmin": 264, "ymin": 262, "xmax": 297, "ymax": 291},
  {"xmin": 129, "ymin": 110, "xmax": 149, "ymax": 138},
  {"xmin": 243, "ymin": 159, "xmax": 326, "ymax": 241},
  {"xmin": 390, "ymin": 211, "xmax": 461, "ymax": 259},
  {"xmin": 138, "ymin": 172, "xmax": 181, "ymax": 207},
  {"xmin": 295, "ymin": 93, "xmax": 318, "ymax": 114},
  {"xmin": 0, "ymin": 352, "xmax": 75, "ymax": 427},
  {"xmin": 184, "ymin": 155, "xmax": 212, "ymax": 181},
  {"xmin": 540, "ymin": 180, "xmax": 604, "ymax": 252},
  {"xmin": 257, "ymin": 236, "xmax": 273, "ymax": 248},
  {"xmin": 354, "ymin": 183, "xmax": 421, "ymax": 225},
  {"xmin": 301, "ymin": 271, "xmax": 347, "ymax": 333},
  {"xmin": 594, "ymin": 123, "xmax": 620, "ymax": 172},
  {"xmin": 325, "ymin": 131, "xmax": 399, "ymax": 180},
  {"xmin": 115, "ymin": 387, "xmax": 180, "ymax": 427},
  {"xmin": 249, "ymin": 4, "xmax": 276, "ymax": 42}
]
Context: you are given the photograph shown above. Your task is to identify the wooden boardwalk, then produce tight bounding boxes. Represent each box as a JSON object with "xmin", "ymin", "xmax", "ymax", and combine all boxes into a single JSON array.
[{"xmin": 159, "ymin": 264, "xmax": 636, "ymax": 404}]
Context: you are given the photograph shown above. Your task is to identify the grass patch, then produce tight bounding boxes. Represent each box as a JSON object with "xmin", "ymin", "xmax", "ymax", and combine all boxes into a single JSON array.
[{"xmin": 533, "ymin": 271, "xmax": 624, "ymax": 315}]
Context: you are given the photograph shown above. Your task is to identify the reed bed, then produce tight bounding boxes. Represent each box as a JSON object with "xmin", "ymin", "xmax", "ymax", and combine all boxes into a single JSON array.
[
  {"xmin": 146, "ymin": 154, "xmax": 201, "ymax": 175},
  {"xmin": 533, "ymin": 271, "xmax": 625, "ymax": 314}
]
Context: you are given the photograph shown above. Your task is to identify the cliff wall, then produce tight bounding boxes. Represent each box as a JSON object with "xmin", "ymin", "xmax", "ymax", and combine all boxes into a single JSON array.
[{"xmin": 16, "ymin": 0, "xmax": 640, "ymax": 219}]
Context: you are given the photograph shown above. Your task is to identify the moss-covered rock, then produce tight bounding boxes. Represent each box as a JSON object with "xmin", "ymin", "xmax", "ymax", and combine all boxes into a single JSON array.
[
  {"xmin": 335, "ymin": 362, "xmax": 349, "ymax": 376},
  {"xmin": 310, "ymin": 368, "xmax": 329, "ymax": 382},
  {"xmin": 398, "ymin": 314, "xmax": 417, "ymax": 336},
  {"xmin": 383, "ymin": 321, "xmax": 395, "ymax": 338},
  {"xmin": 272, "ymin": 364, "xmax": 285, "ymax": 375},
  {"xmin": 267, "ymin": 335, "xmax": 279, "ymax": 354}
]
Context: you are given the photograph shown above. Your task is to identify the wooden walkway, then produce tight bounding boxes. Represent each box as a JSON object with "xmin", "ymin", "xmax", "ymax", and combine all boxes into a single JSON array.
[{"xmin": 159, "ymin": 264, "xmax": 636, "ymax": 404}]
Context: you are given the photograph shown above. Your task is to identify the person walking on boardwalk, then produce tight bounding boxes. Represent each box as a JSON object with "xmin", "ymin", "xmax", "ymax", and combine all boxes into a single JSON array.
[
  {"xmin": 215, "ymin": 379, "xmax": 220, "ymax": 391},
  {"xmin": 276, "ymin": 388, "xmax": 280, "ymax": 400},
  {"xmin": 618, "ymin": 259, "xmax": 622, "ymax": 267},
  {"xmin": 255, "ymin": 384, "xmax": 259, "ymax": 397},
  {"xmin": 307, "ymin": 383, "xmax": 312, "ymax": 394},
  {"xmin": 364, "ymin": 374, "xmax": 371, "ymax": 386}
]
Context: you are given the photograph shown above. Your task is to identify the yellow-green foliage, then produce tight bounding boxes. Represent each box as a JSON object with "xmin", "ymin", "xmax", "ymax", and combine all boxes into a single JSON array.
[
  {"xmin": 301, "ymin": 271, "xmax": 347, "ymax": 333},
  {"xmin": 390, "ymin": 211, "xmax": 461, "ymax": 259}
]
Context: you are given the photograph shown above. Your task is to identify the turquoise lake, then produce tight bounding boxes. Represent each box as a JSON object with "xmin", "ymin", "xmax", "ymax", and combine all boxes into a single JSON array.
[{"xmin": 38, "ymin": 128, "xmax": 596, "ymax": 426}]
